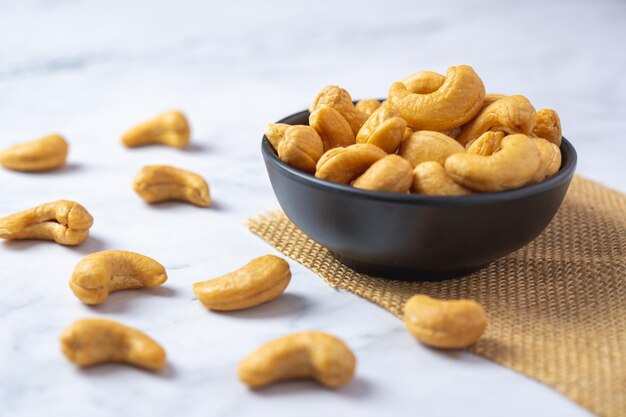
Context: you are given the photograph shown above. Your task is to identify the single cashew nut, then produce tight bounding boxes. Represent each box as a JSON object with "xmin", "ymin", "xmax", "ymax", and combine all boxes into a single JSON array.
[
  {"xmin": 402, "ymin": 70, "xmax": 445, "ymax": 94},
  {"xmin": 309, "ymin": 107, "xmax": 355, "ymax": 151},
  {"xmin": 388, "ymin": 65, "xmax": 485, "ymax": 131},
  {"xmin": 412, "ymin": 161, "xmax": 473, "ymax": 196},
  {"xmin": 277, "ymin": 125, "xmax": 324, "ymax": 173},
  {"xmin": 315, "ymin": 143, "xmax": 387, "ymax": 184},
  {"xmin": 264, "ymin": 123, "xmax": 290, "ymax": 150},
  {"xmin": 399, "ymin": 130, "xmax": 465, "ymax": 167},
  {"xmin": 456, "ymin": 95, "xmax": 536, "ymax": 146},
  {"xmin": 403, "ymin": 294, "xmax": 487, "ymax": 349},
  {"xmin": 310, "ymin": 85, "xmax": 368, "ymax": 136},
  {"xmin": 481, "ymin": 93, "xmax": 507, "ymax": 109},
  {"xmin": 353, "ymin": 154, "xmax": 413, "ymax": 193},
  {"xmin": 192, "ymin": 255, "xmax": 291, "ymax": 311},
  {"xmin": 122, "ymin": 111, "xmax": 190, "ymax": 149},
  {"xmin": 0, "ymin": 200, "xmax": 93, "ymax": 245},
  {"xmin": 238, "ymin": 332, "xmax": 356, "ymax": 388},
  {"xmin": 133, "ymin": 165, "xmax": 211, "ymax": 207},
  {"xmin": 466, "ymin": 131, "xmax": 506, "ymax": 155},
  {"xmin": 355, "ymin": 98, "xmax": 382, "ymax": 116},
  {"xmin": 0, "ymin": 134, "xmax": 68, "ymax": 172},
  {"xmin": 356, "ymin": 102, "xmax": 407, "ymax": 153},
  {"xmin": 60, "ymin": 318, "xmax": 166, "ymax": 371},
  {"xmin": 530, "ymin": 138, "xmax": 561, "ymax": 183},
  {"xmin": 70, "ymin": 250, "xmax": 167, "ymax": 305},
  {"xmin": 532, "ymin": 109, "xmax": 562, "ymax": 146},
  {"xmin": 445, "ymin": 134, "xmax": 540, "ymax": 192}
]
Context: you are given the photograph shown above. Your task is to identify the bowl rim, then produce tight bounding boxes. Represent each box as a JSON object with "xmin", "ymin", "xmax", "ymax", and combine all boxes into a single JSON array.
[{"xmin": 262, "ymin": 107, "xmax": 577, "ymax": 206}]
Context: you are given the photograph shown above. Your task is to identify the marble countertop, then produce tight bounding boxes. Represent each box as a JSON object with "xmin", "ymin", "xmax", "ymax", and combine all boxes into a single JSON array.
[{"xmin": 1, "ymin": 1, "xmax": 624, "ymax": 416}]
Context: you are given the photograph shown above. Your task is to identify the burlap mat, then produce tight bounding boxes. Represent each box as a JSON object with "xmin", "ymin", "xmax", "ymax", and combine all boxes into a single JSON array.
[{"xmin": 246, "ymin": 176, "xmax": 625, "ymax": 417}]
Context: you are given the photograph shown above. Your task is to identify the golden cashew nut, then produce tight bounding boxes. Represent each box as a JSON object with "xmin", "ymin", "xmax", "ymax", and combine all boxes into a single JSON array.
[
  {"xmin": 0, "ymin": 134, "xmax": 68, "ymax": 172},
  {"xmin": 530, "ymin": 138, "xmax": 561, "ymax": 183},
  {"xmin": 315, "ymin": 143, "xmax": 387, "ymax": 184},
  {"xmin": 122, "ymin": 110, "xmax": 190, "ymax": 149},
  {"xmin": 439, "ymin": 126, "xmax": 462, "ymax": 140},
  {"xmin": 264, "ymin": 123, "xmax": 290, "ymax": 150},
  {"xmin": 0, "ymin": 200, "xmax": 93, "ymax": 245},
  {"xmin": 133, "ymin": 165, "xmax": 211, "ymax": 207},
  {"xmin": 60, "ymin": 318, "xmax": 166, "ymax": 371},
  {"xmin": 456, "ymin": 95, "xmax": 536, "ymax": 146},
  {"xmin": 401, "ymin": 70, "xmax": 445, "ymax": 93},
  {"xmin": 481, "ymin": 93, "xmax": 507, "ymax": 109},
  {"xmin": 399, "ymin": 130, "xmax": 465, "ymax": 167},
  {"xmin": 192, "ymin": 255, "xmax": 291, "ymax": 311},
  {"xmin": 309, "ymin": 107, "xmax": 355, "ymax": 150},
  {"xmin": 309, "ymin": 85, "xmax": 368, "ymax": 136},
  {"xmin": 69, "ymin": 250, "xmax": 168, "ymax": 305},
  {"xmin": 353, "ymin": 154, "xmax": 413, "ymax": 193},
  {"xmin": 277, "ymin": 125, "xmax": 324, "ymax": 174},
  {"xmin": 466, "ymin": 131, "xmax": 506, "ymax": 155},
  {"xmin": 532, "ymin": 109, "xmax": 562, "ymax": 146},
  {"xmin": 388, "ymin": 65, "xmax": 486, "ymax": 131},
  {"xmin": 238, "ymin": 332, "xmax": 356, "ymax": 388},
  {"xmin": 445, "ymin": 134, "xmax": 541, "ymax": 192},
  {"xmin": 412, "ymin": 161, "xmax": 473, "ymax": 196},
  {"xmin": 356, "ymin": 102, "xmax": 407, "ymax": 153},
  {"xmin": 355, "ymin": 98, "xmax": 382, "ymax": 116}
]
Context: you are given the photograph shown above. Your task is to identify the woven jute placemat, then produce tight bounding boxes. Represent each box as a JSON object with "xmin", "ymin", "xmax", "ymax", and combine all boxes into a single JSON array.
[{"xmin": 246, "ymin": 176, "xmax": 625, "ymax": 417}]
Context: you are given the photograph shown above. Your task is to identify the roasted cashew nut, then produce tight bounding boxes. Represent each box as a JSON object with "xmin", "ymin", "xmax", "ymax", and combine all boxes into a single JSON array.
[
  {"xmin": 401, "ymin": 70, "xmax": 445, "ymax": 94},
  {"xmin": 356, "ymin": 102, "xmax": 407, "ymax": 153},
  {"xmin": 122, "ymin": 110, "xmax": 190, "ymax": 149},
  {"xmin": 412, "ymin": 161, "xmax": 472, "ymax": 196},
  {"xmin": 0, "ymin": 134, "xmax": 68, "ymax": 172},
  {"xmin": 354, "ymin": 98, "xmax": 382, "ymax": 116},
  {"xmin": 0, "ymin": 200, "xmax": 93, "ymax": 245},
  {"xmin": 481, "ymin": 93, "xmax": 507, "ymax": 110},
  {"xmin": 309, "ymin": 85, "xmax": 368, "ymax": 136},
  {"xmin": 264, "ymin": 123, "xmax": 290, "ymax": 150},
  {"xmin": 530, "ymin": 138, "xmax": 561, "ymax": 183},
  {"xmin": 309, "ymin": 107, "xmax": 355, "ymax": 151},
  {"xmin": 399, "ymin": 130, "xmax": 465, "ymax": 167},
  {"xmin": 315, "ymin": 143, "xmax": 387, "ymax": 184},
  {"xmin": 193, "ymin": 255, "xmax": 291, "ymax": 311},
  {"xmin": 466, "ymin": 131, "xmax": 506, "ymax": 155},
  {"xmin": 238, "ymin": 332, "xmax": 356, "ymax": 388},
  {"xmin": 532, "ymin": 108, "xmax": 562, "ymax": 146},
  {"xmin": 403, "ymin": 295, "xmax": 487, "ymax": 349},
  {"xmin": 445, "ymin": 134, "xmax": 540, "ymax": 192},
  {"xmin": 277, "ymin": 125, "xmax": 324, "ymax": 173},
  {"xmin": 388, "ymin": 65, "xmax": 485, "ymax": 131},
  {"xmin": 60, "ymin": 318, "xmax": 166, "ymax": 371},
  {"xmin": 133, "ymin": 165, "xmax": 211, "ymax": 207},
  {"xmin": 70, "ymin": 250, "xmax": 168, "ymax": 305},
  {"xmin": 353, "ymin": 154, "xmax": 413, "ymax": 193}
]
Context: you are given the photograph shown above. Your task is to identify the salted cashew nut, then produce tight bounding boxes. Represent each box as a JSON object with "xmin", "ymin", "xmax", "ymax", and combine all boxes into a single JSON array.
[
  {"xmin": 401, "ymin": 70, "xmax": 445, "ymax": 94},
  {"xmin": 445, "ymin": 134, "xmax": 540, "ymax": 192},
  {"xmin": 355, "ymin": 98, "xmax": 381, "ymax": 116},
  {"xmin": 530, "ymin": 138, "xmax": 561, "ymax": 183},
  {"xmin": 355, "ymin": 102, "xmax": 407, "ymax": 153},
  {"xmin": 122, "ymin": 110, "xmax": 190, "ymax": 149},
  {"xmin": 388, "ymin": 65, "xmax": 485, "ymax": 131},
  {"xmin": 309, "ymin": 85, "xmax": 368, "ymax": 136},
  {"xmin": 238, "ymin": 331, "xmax": 356, "ymax": 388},
  {"xmin": 277, "ymin": 125, "xmax": 324, "ymax": 173},
  {"xmin": 532, "ymin": 109, "xmax": 562, "ymax": 146},
  {"xmin": 0, "ymin": 200, "xmax": 93, "ymax": 245},
  {"xmin": 466, "ymin": 131, "xmax": 506, "ymax": 155},
  {"xmin": 456, "ymin": 95, "xmax": 536, "ymax": 146},
  {"xmin": 192, "ymin": 255, "xmax": 291, "ymax": 311},
  {"xmin": 0, "ymin": 134, "xmax": 68, "ymax": 172},
  {"xmin": 315, "ymin": 143, "xmax": 386, "ymax": 184},
  {"xmin": 353, "ymin": 154, "xmax": 413, "ymax": 193},
  {"xmin": 70, "ymin": 250, "xmax": 167, "ymax": 305},
  {"xmin": 399, "ymin": 130, "xmax": 465, "ymax": 167},
  {"xmin": 264, "ymin": 123, "xmax": 290, "ymax": 150},
  {"xmin": 403, "ymin": 294, "xmax": 487, "ymax": 349},
  {"xmin": 309, "ymin": 107, "xmax": 355, "ymax": 150},
  {"xmin": 133, "ymin": 165, "xmax": 211, "ymax": 207},
  {"xmin": 60, "ymin": 318, "xmax": 166, "ymax": 371},
  {"xmin": 412, "ymin": 161, "xmax": 472, "ymax": 196}
]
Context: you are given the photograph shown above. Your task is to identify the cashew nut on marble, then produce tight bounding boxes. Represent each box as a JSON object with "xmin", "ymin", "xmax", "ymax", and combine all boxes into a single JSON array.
[
  {"xmin": 309, "ymin": 107, "xmax": 355, "ymax": 150},
  {"xmin": 353, "ymin": 154, "xmax": 412, "ymax": 193},
  {"xmin": 122, "ymin": 110, "xmax": 190, "ymax": 149},
  {"xmin": 412, "ymin": 161, "xmax": 473, "ymax": 196},
  {"xmin": 277, "ymin": 125, "xmax": 324, "ymax": 173},
  {"xmin": 315, "ymin": 143, "xmax": 387, "ymax": 184},
  {"xmin": 399, "ymin": 130, "xmax": 465, "ymax": 167},
  {"xmin": 133, "ymin": 165, "xmax": 211, "ymax": 207},
  {"xmin": 356, "ymin": 102, "xmax": 407, "ymax": 153},
  {"xmin": 309, "ymin": 85, "xmax": 368, "ymax": 136},
  {"xmin": 0, "ymin": 134, "xmax": 68, "ymax": 172}
]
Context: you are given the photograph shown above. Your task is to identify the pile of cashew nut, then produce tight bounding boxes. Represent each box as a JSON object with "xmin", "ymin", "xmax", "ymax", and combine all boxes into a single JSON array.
[{"xmin": 267, "ymin": 65, "xmax": 563, "ymax": 195}]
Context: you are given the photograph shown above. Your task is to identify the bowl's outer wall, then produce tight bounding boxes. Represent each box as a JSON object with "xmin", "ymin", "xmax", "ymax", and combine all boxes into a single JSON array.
[{"xmin": 263, "ymin": 110, "xmax": 576, "ymax": 279}]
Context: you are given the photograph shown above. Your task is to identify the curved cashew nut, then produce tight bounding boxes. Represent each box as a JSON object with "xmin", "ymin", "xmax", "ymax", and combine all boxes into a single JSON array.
[
  {"xmin": 193, "ymin": 255, "xmax": 290, "ymax": 311},
  {"xmin": 133, "ymin": 165, "xmax": 211, "ymax": 207},
  {"xmin": 399, "ymin": 130, "xmax": 465, "ymax": 167},
  {"xmin": 481, "ymin": 93, "xmax": 507, "ymax": 110},
  {"xmin": 356, "ymin": 102, "xmax": 407, "ymax": 153},
  {"xmin": 264, "ymin": 123, "xmax": 290, "ymax": 150},
  {"xmin": 277, "ymin": 125, "xmax": 324, "ymax": 173},
  {"xmin": 70, "ymin": 250, "xmax": 167, "ymax": 305},
  {"xmin": 60, "ymin": 318, "xmax": 166, "ymax": 371},
  {"xmin": 353, "ymin": 154, "xmax": 413, "ymax": 193},
  {"xmin": 309, "ymin": 107, "xmax": 355, "ymax": 150},
  {"xmin": 315, "ymin": 143, "xmax": 387, "ymax": 184},
  {"xmin": 403, "ymin": 295, "xmax": 487, "ymax": 349},
  {"xmin": 354, "ymin": 98, "xmax": 382, "ymax": 116},
  {"xmin": 387, "ymin": 65, "xmax": 485, "ymax": 131},
  {"xmin": 532, "ymin": 109, "xmax": 562, "ymax": 146},
  {"xmin": 445, "ymin": 134, "xmax": 540, "ymax": 192},
  {"xmin": 466, "ymin": 131, "xmax": 506, "ymax": 155},
  {"xmin": 0, "ymin": 200, "xmax": 93, "ymax": 245},
  {"xmin": 456, "ymin": 95, "xmax": 536, "ymax": 146},
  {"xmin": 401, "ymin": 70, "xmax": 445, "ymax": 94},
  {"xmin": 238, "ymin": 332, "xmax": 356, "ymax": 388},
  {"xmin": 412, "ymin": 161, "xmax": 473, "ymax": 196},
  {"xmin": 0, "ymin": 134, "xmax": 68, "ymax": 172},
  {"xmin": 122, "ymin": 111, "xmax": 190, "ymax": 149},
  {"xmin": 309, "ymin": 85, "xmax": 368, "ymax": 136},
  {"xmin": 530, "ymin": 138, "xmax": 561, "ymax": 183}
]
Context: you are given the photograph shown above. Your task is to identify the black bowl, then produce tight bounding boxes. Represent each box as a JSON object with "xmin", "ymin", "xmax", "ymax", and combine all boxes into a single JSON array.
[{"xmin": 262, "ymin": 108, "xmax": 577, "ymax": 281}]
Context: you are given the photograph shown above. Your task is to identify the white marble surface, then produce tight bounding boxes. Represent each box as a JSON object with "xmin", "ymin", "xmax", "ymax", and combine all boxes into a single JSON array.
[{"xmin": 1, "ymin": 1, "xmax": 624, "ymax": 416}]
